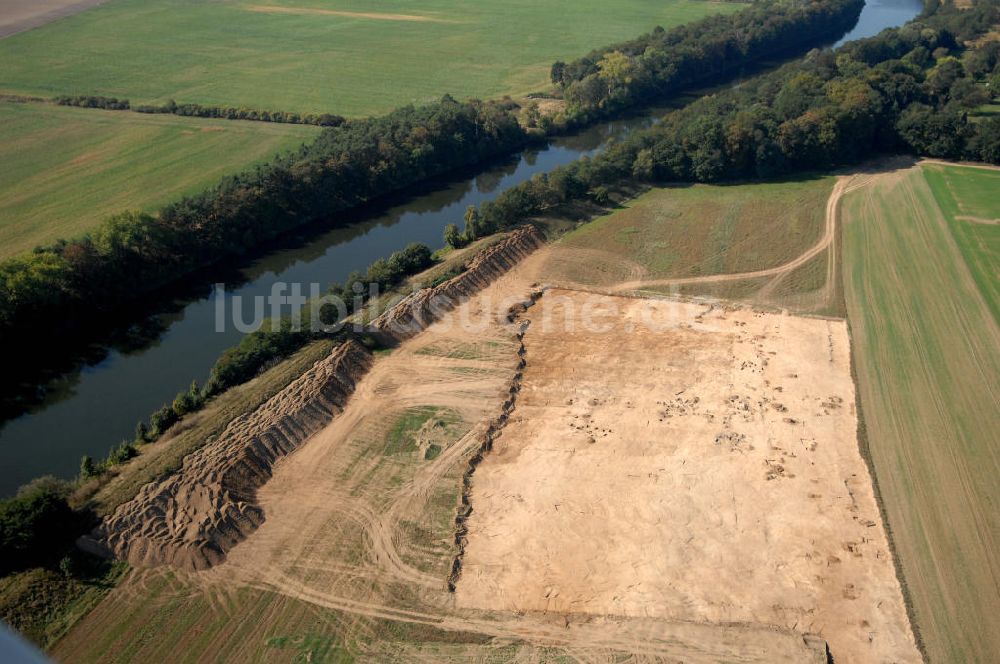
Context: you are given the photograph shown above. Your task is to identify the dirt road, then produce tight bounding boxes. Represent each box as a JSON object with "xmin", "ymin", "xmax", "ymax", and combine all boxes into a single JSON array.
[{"xmin": 608, "ymin": 174, "xmax": 872, "ymax": 294}]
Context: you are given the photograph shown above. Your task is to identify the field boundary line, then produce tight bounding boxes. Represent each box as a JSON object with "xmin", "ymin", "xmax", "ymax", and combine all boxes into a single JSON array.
[{"xmin": 245, "ymin": 5, "xmax": 458, "ymax": 23}]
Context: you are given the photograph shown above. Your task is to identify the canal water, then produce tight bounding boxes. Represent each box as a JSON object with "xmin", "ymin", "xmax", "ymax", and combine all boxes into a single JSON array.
[{"xmin": 0, "ymin": 0, "xmax": 925, "ymax": 496}]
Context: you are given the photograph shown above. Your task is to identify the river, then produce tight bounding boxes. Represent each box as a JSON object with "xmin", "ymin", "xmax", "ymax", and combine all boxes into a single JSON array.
[{"xmin": 0, "ymin": 0, "xmax": 925, "ymax": 496}]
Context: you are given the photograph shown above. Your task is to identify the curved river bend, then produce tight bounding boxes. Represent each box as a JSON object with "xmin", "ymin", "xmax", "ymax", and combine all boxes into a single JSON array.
[{"xmin": 0, "ymin": 0, "xmax": 924, "ymax": 496}]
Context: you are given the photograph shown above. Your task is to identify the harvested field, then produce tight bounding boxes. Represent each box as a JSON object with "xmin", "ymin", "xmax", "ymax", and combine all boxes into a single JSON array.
[
  {"xmin": 457, "ymin": 289, "xmax": 920, "ymax": 664},
  {"xmin": 538, "ymin": 175, "xmax": 855, "ymax": 315},
  {"xmin": 842, "ymin": 163, "xmax": 1000, "ymax": 663},
  {"xmin": 0, "ymin": 101, "xmax": 316, "ymax": 258},
  {"xmin": 541, "ymin": 177, "xmax": 835, "ymax": 288}
]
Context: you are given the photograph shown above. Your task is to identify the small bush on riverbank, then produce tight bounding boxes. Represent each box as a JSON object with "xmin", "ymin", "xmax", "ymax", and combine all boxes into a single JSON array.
[{"xmin": 0, "ymin": 478, "xmax": 87, "ymax": 575}]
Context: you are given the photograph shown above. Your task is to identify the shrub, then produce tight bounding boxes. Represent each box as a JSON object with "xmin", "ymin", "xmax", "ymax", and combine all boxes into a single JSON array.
[{"xmin": 0, "ymin": 479, "xmax": 83, "ymax": 575}]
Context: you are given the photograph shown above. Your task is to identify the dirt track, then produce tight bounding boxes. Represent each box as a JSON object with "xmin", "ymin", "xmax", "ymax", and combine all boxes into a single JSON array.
[
  {"xmin": 608, "ymin": 174, "xmax": 873, "ymax": 294},
  {"xmin": 0, "ymin": 0, "xmax": 108, "ymax": 38}
]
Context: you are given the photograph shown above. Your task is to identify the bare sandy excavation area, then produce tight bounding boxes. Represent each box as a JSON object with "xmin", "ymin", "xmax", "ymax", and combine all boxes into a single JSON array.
[
  {"xmin": 457, "ymin": 289, "xmax": 920, "ymax": 663},
  {"xmin": 55, "ymin": 224, "xmax": 921, "ymax": 662}
]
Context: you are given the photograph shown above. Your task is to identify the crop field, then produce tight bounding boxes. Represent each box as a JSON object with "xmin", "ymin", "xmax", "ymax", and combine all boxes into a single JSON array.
[
  {"xmin": 0, "ymin": 0, "xmax": 738, "ymax": 116},
  {"xmin": 841, "ymin": 163, "xmax": 1000, "ymax": 664},
  {"xmin": 921, "ymin": 162, "xmax": 1000, "ymax": 324},
  {"xmin": 0, "ymin": 102, "xmax": 317, "ymax": 258}
]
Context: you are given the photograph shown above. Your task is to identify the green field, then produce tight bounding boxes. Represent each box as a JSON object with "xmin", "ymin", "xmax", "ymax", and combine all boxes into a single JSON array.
[
  {"xmin": 541, "ymin": 176, "xmax": 835, "ymax": 289},
  {"xmin": 0, "ymin": 102, "xmax": 317, "ymax": 258},
  {"xmin": 922, "ymin": 163, "xmax": 1000, "ymax": 324},
  {"xmin": 0, "ymin": 0, "xmax": 737, "ymax": 116},
  {"xmin": 842, "ymin": 164, "xmax": 1000, "ymax": 664}
]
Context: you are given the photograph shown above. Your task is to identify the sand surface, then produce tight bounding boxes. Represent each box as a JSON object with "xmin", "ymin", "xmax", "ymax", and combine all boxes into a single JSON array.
[{"xmin": 457, "ymin": 289, "xmax": 920, "ymax": 664}]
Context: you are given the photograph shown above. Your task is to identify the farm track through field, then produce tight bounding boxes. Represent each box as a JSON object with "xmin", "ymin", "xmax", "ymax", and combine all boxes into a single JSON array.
[
  {"xmin": 919, "ymin": 158, "xmax": 1000, "ymax": 172},
  {"xmin": 608, "ymin": 173, "xmax": 873, "ymax": 296},
  {"xmin": 245, "ymin": 5, "xmax": 457, "ymax": 23}
]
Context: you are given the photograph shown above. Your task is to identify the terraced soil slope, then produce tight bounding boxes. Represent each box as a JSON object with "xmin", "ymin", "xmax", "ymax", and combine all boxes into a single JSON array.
[
  {"xmin": 373, "ymin": 225, "xmax": 545, "ymax": 338},
  {"xmin": 82, "ymin": 341, "xmax": 373, "ymax": 570},
  {"xmin": 84, "ymin": 226, "xmax": 546, "ymax": 572}
]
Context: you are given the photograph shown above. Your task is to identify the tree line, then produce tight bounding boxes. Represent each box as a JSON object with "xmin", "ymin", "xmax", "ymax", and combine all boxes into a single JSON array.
[
  {"xmin": 550, "ymin": 0, "xmax": 866, "ymax": 125},
  {"xmin": 445, "ymin": 0, "xmax": 1000, "ymax": 247},
  {"xmin": 0, "ymin": 97, "xmax": 525, "ymax": 354},
  {"xmin": 54, "ymin": 94, "xmax": 346, "ymax": 126}
]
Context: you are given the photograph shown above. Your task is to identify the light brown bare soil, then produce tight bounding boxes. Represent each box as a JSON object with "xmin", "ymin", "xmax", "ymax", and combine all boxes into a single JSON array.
[
  {"xmin": 191, "ymin": 261, "xmax": 830, "ymax": 662},
  {"xmin": 52, "ymin": 179, "xmax": 919, "ymax": 661},
  {"xmin": 457, "ymin": 289, "xmax": 920, "ymax": 664}
]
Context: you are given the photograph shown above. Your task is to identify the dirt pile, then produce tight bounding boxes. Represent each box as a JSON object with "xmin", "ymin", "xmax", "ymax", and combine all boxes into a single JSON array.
[
  {"xmin": 372, "ymin": 225, "xmax": 544, "ymax": 339},
  {"xmin": 81, "ymin": 341, "xmax": 373, "ymax": 571}
]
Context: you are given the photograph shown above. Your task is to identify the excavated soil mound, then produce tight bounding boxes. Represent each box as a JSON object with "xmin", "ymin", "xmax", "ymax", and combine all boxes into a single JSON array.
[
  {"xmin": 83, "ymin": 229, "xmax": 546, "ymax": 573},
  {"xmin": 373, "ymin": 225, "xmax": 545, "ymax": 338},
  {"xmin": 82, "ymin": 341, "xmax": 373, "ymax": 571}
]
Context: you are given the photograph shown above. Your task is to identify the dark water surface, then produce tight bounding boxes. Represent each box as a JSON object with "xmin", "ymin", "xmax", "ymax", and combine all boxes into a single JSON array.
[{"xmin": 0, "ymin": 0, "xmax": 925, "ymax": 496}]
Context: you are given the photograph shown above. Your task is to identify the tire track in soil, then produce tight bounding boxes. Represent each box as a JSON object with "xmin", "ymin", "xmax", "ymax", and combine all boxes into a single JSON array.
[{"xmin": 608, "ymin": 175, "xmax": 858, "ymax": 294}]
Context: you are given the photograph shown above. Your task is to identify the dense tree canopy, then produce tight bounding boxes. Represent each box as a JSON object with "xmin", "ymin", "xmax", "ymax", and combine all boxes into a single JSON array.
[
  {"xmin": 552, "ymin": 0, "xmax": 866, "ymax": 123},
  {"xmin": 457, "ymin": 0, "xmax": 1000, "ymax": 242},
  {"xmin": 0, "ymin": 479, "xmax": 85, "ymax": 575}
]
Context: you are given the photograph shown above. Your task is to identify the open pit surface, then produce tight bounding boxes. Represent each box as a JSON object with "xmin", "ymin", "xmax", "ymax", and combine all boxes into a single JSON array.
[{"xmin": 456, "ymin": 288, "xmax": 920, "ymax": 664}]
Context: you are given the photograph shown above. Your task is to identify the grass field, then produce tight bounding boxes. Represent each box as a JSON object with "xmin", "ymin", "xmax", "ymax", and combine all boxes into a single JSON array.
[
  {"xmin": 921, "ymin": 163, "xmax": 1000, "ymax": 324},
  {"xmin": 841, "ymin": 163, "xmax": 1000, "ymax": 664},
  {"xmin": 0, "ymin": 0, "xmax": 737, "ymax": 116},
  {"xmin": 546, "ymin": 177, "xmax": 835, "ymax": 296},
  {"xmin": 0, "ymin": 101, "xmax": 317, "ymax": 259}
]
